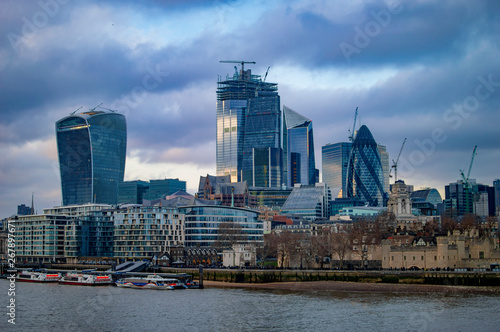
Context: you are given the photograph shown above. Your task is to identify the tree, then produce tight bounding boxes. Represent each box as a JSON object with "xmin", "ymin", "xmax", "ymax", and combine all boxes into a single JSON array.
[
  {"xmin": 329, "ymin": 231, "xmax": 351, "ymax": 270},
  {"xmin": 310, "ymin": 228, "xmax": 331, "ymax": 269},
  {"xmin": 214, "ymin": 222, "xmax": 245, "ymax": 250},
  {"xmin": 424, "ymin": 219, "xmax": 439, "ymax": 236},
  {"xmin": 257, "ymin": 233, "xmax": 278, "ymax": 265},
  {"xmin": 441, "ymin": 216, "xmax": 458, "ymax": 234},
  {"xmin": 460, "ymin": 213, "xmax": 484, "ymax": 237}
]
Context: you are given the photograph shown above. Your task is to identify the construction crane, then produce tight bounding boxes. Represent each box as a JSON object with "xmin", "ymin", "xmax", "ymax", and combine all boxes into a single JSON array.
[
  {"xmin": 219, "ymin": 60, "xmax": 256, "ymax": 72},
  {"xmin": 460, "ymin": 145, "xmax": 477, "ymax": 184},
  {"xmin": 263, "ymin": 66, "xmax": 270, "ymax": 82},
  {"xmin": 460, "ymin": 145, "xmax": 477, "ymax": 214},
  {"xmin": 391, "ymin": 137, "xmax": 407, "ymax": 182},
  {"xmin": 348, "ymin": 107, "xmax": 358, "ymax": 142}
]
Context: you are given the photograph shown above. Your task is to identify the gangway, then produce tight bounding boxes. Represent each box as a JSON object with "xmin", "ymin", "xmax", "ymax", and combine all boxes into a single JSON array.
[{"xmin": 106, "ymin": 261, "xmax": 148, "ymax": 273}]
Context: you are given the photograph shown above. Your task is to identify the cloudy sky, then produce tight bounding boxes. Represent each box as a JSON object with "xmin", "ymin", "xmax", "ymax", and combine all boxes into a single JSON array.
[{"xmin": 1, "ymin": 0, "xmax": 499, "ymax": 217}]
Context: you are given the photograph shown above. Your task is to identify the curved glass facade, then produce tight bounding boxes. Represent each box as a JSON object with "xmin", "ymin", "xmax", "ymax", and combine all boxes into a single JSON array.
[
  {"xmin": 411, "ymin": 188, "xmax": 443, "ymax": 207},
  {"xmin": 56, "ymin": 111, "xmax": 126, "ymax": 205},
  {"xmin": 181, "ymin": 205, "xmax": 263, "ymax": 248},
  {"xmin": 346, "ymin": 125, "xmax": 384, "ymax": 207}
]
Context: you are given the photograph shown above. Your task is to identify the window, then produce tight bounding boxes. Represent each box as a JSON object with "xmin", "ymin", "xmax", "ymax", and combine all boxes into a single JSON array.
[{"xmin": 479, "ymin": 251, "xmax": 484, "ymax": 259}]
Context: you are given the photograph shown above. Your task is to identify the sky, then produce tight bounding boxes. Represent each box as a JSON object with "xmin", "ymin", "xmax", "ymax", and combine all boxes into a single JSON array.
[{"xmin": 1, "ymin": 0, "xmax": 500, "ymax": 217}]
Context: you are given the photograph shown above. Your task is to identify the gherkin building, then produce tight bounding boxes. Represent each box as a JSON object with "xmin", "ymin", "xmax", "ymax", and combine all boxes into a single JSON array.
[{"xmin": 346, "ymin": 125, "xmax": 384, "ymax": 207}]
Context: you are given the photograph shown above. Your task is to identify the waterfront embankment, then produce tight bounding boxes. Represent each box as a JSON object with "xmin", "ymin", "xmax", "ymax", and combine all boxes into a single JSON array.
[
  {"xmin": 202, "ymin": 280, "xmax": 500, "ymax": 294},
  {"xmin": 164, "ymin": 268, "xmax": 500, "ymax": 289}
]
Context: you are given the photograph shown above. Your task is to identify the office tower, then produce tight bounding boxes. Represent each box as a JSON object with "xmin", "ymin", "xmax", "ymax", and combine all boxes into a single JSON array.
[
  {"xmin": 281, "ymin": 183, "xmax": 331, "ymax": 220},
  {"xmin": 148, "ymin": 179, "xmax": 187, "ymax": 200},
  {"xmin": 56, "ymin": 110, "xmax": 126, "ymax": 205},
  {"xmin": 475, "ymin": 184, "xmax": 495, "ymax": 217},
  {"xmin": 322, "ymin": 142, "xmax": 352, "ymax": 198},
  {"xmin": 377, "ymin": 144, "xmax": 390, "ymax": 194},
  {"xmin": 118, "ymin": 180, "xmax": 149, "ymax": 204},
  {"xmin": 494, "ymin": 179, "xmax": 500, "ymax": 215},
  {"xmin": 252, "ymin": 147, "xmax": 283, "ymax": 187},
  {"xmin": 17, "ymin": 204, "xmax": 32, "ymax": 216},
  {"xmin": 283, "ymin": 106, "xmax": 316, "ymax": 186},
  {"xmin": 216, "ymin": 65, "xmax": 281, "ymax": 186},
  {"xmin": 346, "ymin": 125, "xmax": 385, "ymax": 207},
  {"xmin": 444, "ymin": 180, "xmax": 475, "ymax": 216}
]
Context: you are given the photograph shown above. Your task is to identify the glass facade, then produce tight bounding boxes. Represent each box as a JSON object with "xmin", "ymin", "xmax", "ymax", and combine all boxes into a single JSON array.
[
  {"xmin": 216, "ymin": 69, "xmax": 281, "ymax": 185},
  {"xmin": 346, "ymin": 125, "xmax": 385, "ymax": 207},
  {"xmin": 181, "ymin": 205, "xmax": 263, "ymax": 248},
  {"xmin": 280, "ymin": 183, "xmax": 331, "ymax": 220},
  {"xmin": 321, "ymin": 142, "xmax": 352, "ymax": 198},
  {"xmin": 494, "ymin": 179, "xmax": 500, "ymax": 214},
  {"xmin": 242, "ymin": 96, "xmax": 281, "ymax": 185},
  {"xmin": 247, "ymin": 187, "xmax": 292, "ymax": 208},
  {"xmin": 118, "ymin": 180, "xmax": 150, "ymax": 204},
  {"xmin": 252, "ymin": 147, "xmax": 282, "ymax": 187},
  {"xmin": 283, "ymin": 106, "xmax": 316, "ymax": 186},
  {"xmin": 56, "ymin": 111, "xmax": 126, "ymax": 205},
  {"xmin": 147, "ymin": 179, "xmax": 186, "ymax": 200},
  {"xmin": 377, "ymin": 144, "xmax": 390, "ymax": 195}
]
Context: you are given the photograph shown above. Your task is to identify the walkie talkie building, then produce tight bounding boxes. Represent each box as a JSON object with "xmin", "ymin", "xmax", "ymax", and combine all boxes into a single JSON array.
[{"xmin": 56, "ymin": 110, "xmax": 126, "ymax": 205}]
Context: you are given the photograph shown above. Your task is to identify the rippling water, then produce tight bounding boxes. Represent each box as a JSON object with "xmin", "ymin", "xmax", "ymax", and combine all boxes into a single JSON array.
[{"xmin": 1, "ymin": 279, "xmax": 499, "ymax": 331}]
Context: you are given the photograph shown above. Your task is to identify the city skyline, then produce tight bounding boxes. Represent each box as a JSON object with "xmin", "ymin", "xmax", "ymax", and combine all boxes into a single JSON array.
[{"xmin": 1, "ymin": 0, "xmax": 500, "ymax": 217}]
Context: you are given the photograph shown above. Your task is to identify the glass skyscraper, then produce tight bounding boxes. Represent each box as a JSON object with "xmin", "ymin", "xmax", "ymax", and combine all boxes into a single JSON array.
[
  {"xmin": 283, "ymin": 106, "xmax": 316, "ymax": 186},
  {"xmin": 377, "ymin": 144, "xmax": 390, "ymax": 195},
  {"xmin": 56, "ymin": 110, "xmax": 126, "ymax": 205},
  {"xmin": 346, "ymin": 125, "xmax": 385, "ymax": 207},
  {"xmin": 216, "ymin": 67, "xmax": 281, "ymax": 186},
  {"xmin": 322, "ymin": 142, "xmax": 352, "ymax": 198}
]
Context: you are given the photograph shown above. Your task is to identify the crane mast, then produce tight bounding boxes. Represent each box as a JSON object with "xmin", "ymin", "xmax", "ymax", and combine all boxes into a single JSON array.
[
  {"xmin": 460, "ymin": 145, "xmax": 478, "ymax": 214},
  {"xmin": 392, "ymin": 137, "xmax": 407, "ymax": 182},
  {"xmin": 219, "ymin": 60, "xmax": 256, "ymax": 73},
  {"xmin": 348, "ymin": 107, "xmax": 358, "ymax": 142}
]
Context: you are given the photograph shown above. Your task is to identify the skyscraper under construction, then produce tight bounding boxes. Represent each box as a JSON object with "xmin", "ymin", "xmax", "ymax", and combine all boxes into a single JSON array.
[{"xmin": 216, "ymin": 62, "xmax": 282, "ymax": 187}]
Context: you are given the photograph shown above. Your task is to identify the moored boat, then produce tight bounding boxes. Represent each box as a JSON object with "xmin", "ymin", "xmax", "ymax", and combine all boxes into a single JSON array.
[
  {"xmin": 59, "ymin": 272, "xmax": 113, "ymax": 286},
  {"xmin": 17, "ymin": 270, "xmax": 61, "ymax": 283},
  {"xmin": 116, "ymin": 275, "xmax": 187, "ymax": 290}
]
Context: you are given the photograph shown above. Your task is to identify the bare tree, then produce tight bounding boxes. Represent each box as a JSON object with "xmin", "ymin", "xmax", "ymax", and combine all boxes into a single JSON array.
[
  {"xmin": 461, "ymin": 213, "xmax": 481, "ymax": 235},
  {"xmin": 257, "ymin": 233, "xmax": 278, "ymax": 265},
  {"xmin": 441, "ymin": 216, "xmax": 458, "ymax": 234},
  {"xmin": 214, "ymin": 222, "xmax": 245, "ymax": 250},
  {"xmin": 329, "ymin": 231, "xmax": 352, "ymax": 270},
  {"xmin": 310, "ymin": 228, "xmax": 331, "ymax": 269}
]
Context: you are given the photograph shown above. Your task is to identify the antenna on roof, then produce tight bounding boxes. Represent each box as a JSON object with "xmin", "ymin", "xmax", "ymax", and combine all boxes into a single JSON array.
[
  {"xmin": 88, "ymin": 103, "xmax": 103, "ymax": 112},
  {"xmin": 70, "ymin": 106, "xmax": 83, "ymax": 115},
  {"xmin": 99, "ymin": 106, "xmax": 117, "ymax": 113}
]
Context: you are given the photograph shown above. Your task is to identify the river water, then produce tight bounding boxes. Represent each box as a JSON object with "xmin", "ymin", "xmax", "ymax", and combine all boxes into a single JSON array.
[{"xmin": 1, "ymin": 279, "xmax": 499, "ymax": 331}]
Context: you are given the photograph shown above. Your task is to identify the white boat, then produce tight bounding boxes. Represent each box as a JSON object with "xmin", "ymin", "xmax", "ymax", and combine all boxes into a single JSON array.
[
  {"xmin": 17, "ymin": 270, "xmax": 61, "ymax": 283},
  {"xmin": 115, "ymin": 275, "xmax": 187, "ymax": 290},
  {"xmin": 59, "ymin": 272, "xmax": 113, "ymax": 286}
]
